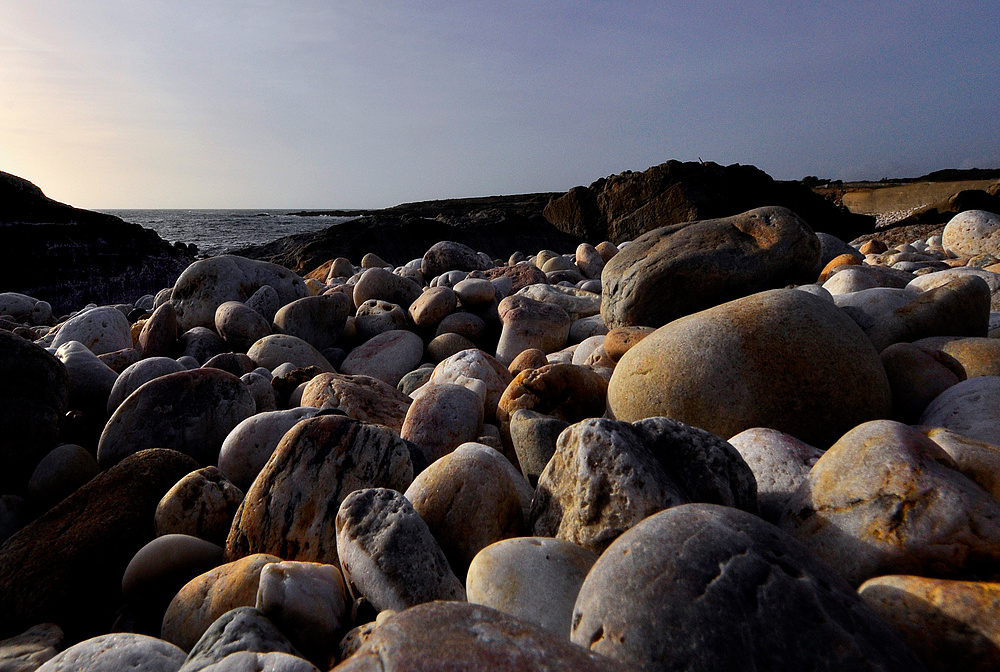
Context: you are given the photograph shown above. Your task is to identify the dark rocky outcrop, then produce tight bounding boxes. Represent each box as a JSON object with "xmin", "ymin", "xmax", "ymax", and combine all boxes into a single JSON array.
[
  {"xmin": 233, "ymin": 194, "xmax": 581, "ymax": 272},
  {"xmin": 0, "ymin": 171, "xmax": 193, "ymax": 315},
  {"xmin": 543, "ymin": 160, "xmax": 874, "ymax": 244}
]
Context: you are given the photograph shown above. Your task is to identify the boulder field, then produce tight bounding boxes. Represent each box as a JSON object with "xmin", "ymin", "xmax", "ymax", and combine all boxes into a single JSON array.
[{"xmin": 5, "ymin": 205, "xmax": 1000, "ymax": 671}]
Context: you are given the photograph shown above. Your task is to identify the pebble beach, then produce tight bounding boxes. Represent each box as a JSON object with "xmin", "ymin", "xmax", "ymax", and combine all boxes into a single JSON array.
[{"xmin": 4, "ymin": 204, "xmax": 1000, "ymax": 671}]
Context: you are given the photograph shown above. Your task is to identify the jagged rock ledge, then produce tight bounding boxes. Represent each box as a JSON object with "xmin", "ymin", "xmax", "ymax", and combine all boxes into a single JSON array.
[
  {"xmin": 233, "ymin": 193, "xmax": 579, "ymax": 273},
  {"xmin": 0, "ymin": 171, "xmax": 193, "ymax": 316}
]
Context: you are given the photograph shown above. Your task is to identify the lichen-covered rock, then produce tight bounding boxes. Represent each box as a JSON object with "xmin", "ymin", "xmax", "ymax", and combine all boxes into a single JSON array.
[
  {"xmin": 335, "ymin": 488, "xmax": 465, "ymax": 612},
  {"xmin": 779, "ymin": 420, "xmax": 1000, "ymax": 586},
  {"xmin": 226, "ymin": 416, "xmax": 413, "ymax": 565},
  {"xmin": 571, "ymin": 503, "xmax": 923, "ymax": 672},
  {"xmin": 859, "ymin": 574, "xmax": 1000, "ymax": 672},
  {"xmin": 601, "ymin": 207, "xmax": 821, "ymax": 329},
  {"xmin": 98, "ymin": 368, "xmax": 256, "ymax": 469}
]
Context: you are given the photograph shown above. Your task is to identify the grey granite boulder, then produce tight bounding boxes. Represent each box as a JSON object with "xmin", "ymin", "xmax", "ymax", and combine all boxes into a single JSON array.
[
  {"xmin": 335, "ymin": 488, "xmax": 465, "ymax": 612},
  {"xmin": 178, "ymin": 607, "xmax": 299, "ymax": 672},
  {"xmin": 571, "ymin": 503, "xmax": 924, "ymax": 672}
]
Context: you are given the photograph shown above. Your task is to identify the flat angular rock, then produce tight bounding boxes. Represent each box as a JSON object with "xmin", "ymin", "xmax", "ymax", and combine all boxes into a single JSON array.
[
  {"xmin": 334, "ymin": 602, "xmax": 625, "ymax": 672},
  {"xmin": 601, "ymin": 207, "xmax": 821, "ymax": 329},
  {"xmin": 36, "ymin": 633, "xmax": 186, "ymax": 672},
  {"xmin": 859, "ymin": 574, "xmax": 1000, "ymax": 672},
  {"xmin": 608, "ymin": 288, "xmax": 892, "ymax": 449},
  {"xmin": 339, "ymin": 330, "xmax": 424, "ymax": 387},
  {"xmin": 98, "ymin": 368, "xmax": 256, "ymax": 469},
  {"xmin": 336, "ymin": 488, "xmax": 465, "ymax": 612},
  {"xmin": 218, "ymin": 408, "xmax": 319, "ymax": 491},
  {"xmin": 467, "ymin": 537, "xmax": 596, "ymax": 638},
  {"xmin": 178, "ymin": 607, "xmax": 299, "ymax": 672},
  {"xmin": 571, "ymin": 503, "xmax": 923, "ymax": 672},
  {"xmin": 155, "ymin": 467, "xmax": 245, "ymax": 545},
  {"xmin": 226, "ymin": 416, "xmax": 413, "ymax": 566},
  {"xmin": 299, "ymin": 373, "xmax": 411, "ymax": 434},
  {"xmin": 162, "ymin": 554, "xmax": 281, "ymax": 653},
  {"xmin": 171, "ymin": 256, "xmax": 308, "ymax": 332},
  {"xmin": 0, "ymin": 449, "xmax": 199, "ymax": 641},
  {"xmin": 779, "ymin": 420, "xmax": 1000, "ymax": 586},
  {"xmin": 51, "ymin": 305, "xmax": 132, "ymax": 355}
]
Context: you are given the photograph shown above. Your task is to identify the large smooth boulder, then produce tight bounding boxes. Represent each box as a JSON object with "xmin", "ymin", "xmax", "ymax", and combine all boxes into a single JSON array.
[
  {"xmin": 942, "ymin": 209, "xmax": 1000, "ymax": 258},
  {"xmin": 607, "ymin": 288, "xmax": 892, "ymax": 448},
  {"xmin": 107, "ymin": 357, "xmax": 187, "ymax": 415},
  {"xmin": 217, "ymin": 408, "xmax": 319, "ymax": 491},
  {"xmin": 170, "ymin": 256, "xmax": 308, "ymax": 332},
  {"xmin": 98, "ymin": 368, "xmax": 255, "ymax": 469},
  {"xmin": 601, "ymin": 207, "xmax": 821, "ymax": 329},
  {"xmin": 246, "ymin": 334, "xmax": 334, "ymax": 373},
  {"xmin": 0, "ymin": 332, "xmax": 69, "ymax": 492},
  {"xmin": 0, "ymin": 449, "xmax": 199, "ymax": 641},
  {"xmin": 920, "ymin": 377, "xmax": 1000, "ymax": 447},
  {"xmin": 571, "ymin": 503, "xmax": 923, "ymax": 672},
  {"xmin": 226, "ymin": 416, "xmax": 413, "ymax": 566}
]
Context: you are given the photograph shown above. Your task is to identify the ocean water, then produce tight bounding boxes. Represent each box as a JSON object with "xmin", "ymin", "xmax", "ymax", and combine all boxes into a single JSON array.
[{"xmin": 99, "ymin": 209, "xmax": 358, "ymax": 258}]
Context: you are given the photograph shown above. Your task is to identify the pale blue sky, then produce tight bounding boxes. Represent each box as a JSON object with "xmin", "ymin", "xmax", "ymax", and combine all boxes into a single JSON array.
[{"xmin": 1, "ymin": 1, "xmax": 997, "ymax": 208}]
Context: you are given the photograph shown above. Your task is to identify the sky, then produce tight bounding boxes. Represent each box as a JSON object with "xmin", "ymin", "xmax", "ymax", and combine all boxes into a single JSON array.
[{"xmin": 1, "ymin": 1, "xmax": 998, "ymax": 209}]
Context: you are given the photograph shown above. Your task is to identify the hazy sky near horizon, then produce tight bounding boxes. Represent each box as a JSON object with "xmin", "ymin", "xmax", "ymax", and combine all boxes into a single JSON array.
[{"xmin": 1, "ymin": 1, "xmax": 998, "ymax": 208}]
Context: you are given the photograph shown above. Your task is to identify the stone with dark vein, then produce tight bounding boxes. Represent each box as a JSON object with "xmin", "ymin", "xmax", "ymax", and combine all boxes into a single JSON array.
[{"xmin": 226, "ymin": 415, "xmax": 413, "ymax": 565}]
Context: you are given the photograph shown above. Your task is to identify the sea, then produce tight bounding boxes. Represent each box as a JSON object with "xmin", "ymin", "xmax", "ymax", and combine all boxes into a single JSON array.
[{"xmin": 98, "ymin": 209, "xmax": 359, "ymax": 258}]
